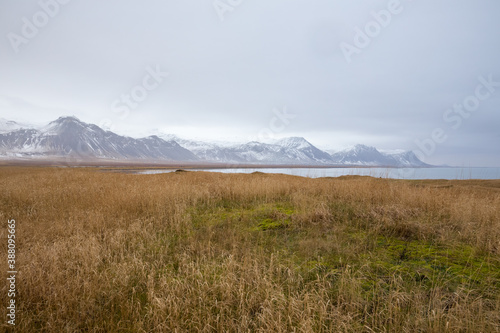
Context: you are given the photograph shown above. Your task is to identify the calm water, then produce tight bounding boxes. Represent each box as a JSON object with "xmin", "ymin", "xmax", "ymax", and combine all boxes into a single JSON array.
[{"xmin": 140, "ymin": 167, "xmax": 500, "ymax": 180}]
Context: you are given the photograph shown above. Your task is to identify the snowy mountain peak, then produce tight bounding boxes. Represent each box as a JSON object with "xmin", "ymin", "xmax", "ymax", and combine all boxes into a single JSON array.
[
  {"xmin": 0, "ymin": 119, "xmax": 19, "ymax": 126},
  {"xmin": 246, "ymin": 141, "xmax": 263, "ymax": 146},
  {"xmin": 277, "ymin": 137, "xmax": 312, "ymax": 149},
  {"xmin": 331, "ymin": 144, "xmax": 390, "ymax": 166},
  {"xmin": 330, "ymin": 144, "xmax": 431, "ymax": 167},
  {"xmin": 49, "ymin": 116, "xmax": 83, "ymax": 125},
  {"xmin": 158, "ymin": 133, "xmax": 178, "ymax": 141},
  {"xmin": 43, "ymin": 116, "xmax": 92, "ymax": 135},
  {"xmin": 351, "ymin": 144, "xmax": 377, "ymax": 152},
  {"xmin": 0, "ymin": 118, "xmax": 33, "ymax": 134}
]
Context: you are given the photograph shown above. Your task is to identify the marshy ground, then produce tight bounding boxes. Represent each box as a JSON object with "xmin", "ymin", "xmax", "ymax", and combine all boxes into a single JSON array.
[{"xmin": 0, "ymin": 167, "xmax": 499, "ymax": 332}]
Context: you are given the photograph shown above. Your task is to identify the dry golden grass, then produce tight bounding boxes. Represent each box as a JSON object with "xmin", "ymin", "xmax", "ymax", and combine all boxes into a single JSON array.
[{"xmin": 0, "ymin": 167, "xmax": 499, "ymax": 332}]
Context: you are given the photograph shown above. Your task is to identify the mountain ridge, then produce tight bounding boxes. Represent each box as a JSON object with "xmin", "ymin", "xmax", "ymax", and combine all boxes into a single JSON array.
[
  {"xmin": 0, "ymin": 116, "xmax": 431, "ymax": 167},
  {"xmin": 0, "ymin": 116, "xmax": 198, "ymax": 161}
]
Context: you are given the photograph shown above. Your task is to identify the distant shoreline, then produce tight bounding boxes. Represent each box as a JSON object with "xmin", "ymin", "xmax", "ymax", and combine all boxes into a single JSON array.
[{"xmin": 0, "ymin": 158, "xmax": 441, "ymax": 169}]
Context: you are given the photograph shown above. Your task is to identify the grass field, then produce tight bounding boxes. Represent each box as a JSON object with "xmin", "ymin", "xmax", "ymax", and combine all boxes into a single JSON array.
[{"xmin": 1, "ymin": 167, "xmax": 499, "ymax": 332}]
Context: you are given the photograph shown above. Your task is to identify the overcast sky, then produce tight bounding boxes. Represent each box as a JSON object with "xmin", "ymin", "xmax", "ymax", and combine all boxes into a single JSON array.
[{"xmin": 1, "ymin": 0, "xmax": 499, "ymax": 166}]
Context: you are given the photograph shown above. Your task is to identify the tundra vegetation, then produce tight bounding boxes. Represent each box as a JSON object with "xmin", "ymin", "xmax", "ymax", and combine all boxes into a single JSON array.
[{"xmin": 0, "ymin": 167, "xmax": 499, "ymax": 332}]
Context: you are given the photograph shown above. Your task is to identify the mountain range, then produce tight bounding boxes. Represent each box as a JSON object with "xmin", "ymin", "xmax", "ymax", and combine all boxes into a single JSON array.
[{"xmin": 0, "ymin": 116, "xmax": 430, "ymax": 167}]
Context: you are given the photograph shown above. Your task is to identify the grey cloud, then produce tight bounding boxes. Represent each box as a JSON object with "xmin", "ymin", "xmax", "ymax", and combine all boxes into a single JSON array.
[{"xmin": 0, "ymin": 0, "xmax": 499, "ymax": 166}]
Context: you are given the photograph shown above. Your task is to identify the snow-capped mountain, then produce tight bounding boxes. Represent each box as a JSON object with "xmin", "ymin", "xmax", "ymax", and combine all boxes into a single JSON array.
[
  {"xmin": 0, "ymin": 116, "xmax": 198, "ymax": 161},
  {"xmin": 330, "ymin": 144, "xmax": 395, "ymax": 166},
  {"xmin": 163, "ymin": 136, "xmax": 335, "ymax": 165},
  {"xmin": 0, "ymin": 116, "xmax": 431, "ymax": 167},
  {"xmin": 275, "ymin": 137, "xmax": 333, "ymax": 163},
  {"xmin": 0, "ymin": 118, "xmax": 34, "ymax": 134},
  {"xmin": 330, "ymin": 144, "xmax": 431, "ymax": 167},
  {"xmin": 156, "ymin": 135, "xmax": 243, "ymax": 163},
  {"xmin": 385, "ymin": 150, "xmax": 430, "ymax": 167}
]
